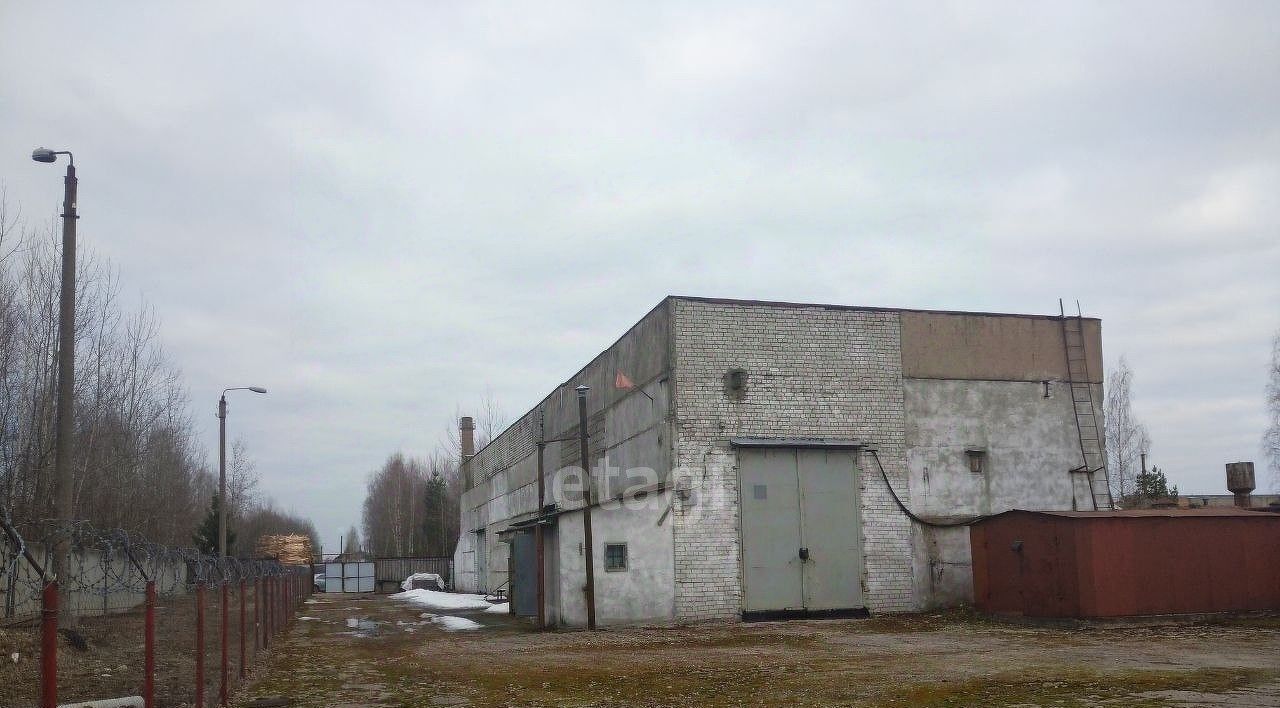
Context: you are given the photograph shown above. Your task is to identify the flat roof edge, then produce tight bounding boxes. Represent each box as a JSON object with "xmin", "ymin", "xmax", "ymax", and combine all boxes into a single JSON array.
[
  {"xmin": 984, "ymin": 508, "xmax": 1277, "ymax": 520},
  {"xmin": 668, "ymin": 295, "xmax": 1101, "ymax": 322}
]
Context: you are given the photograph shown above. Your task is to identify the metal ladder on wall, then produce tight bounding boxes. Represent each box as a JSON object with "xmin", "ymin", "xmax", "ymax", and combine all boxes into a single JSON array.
[{"xmin": 1060, "ymin": 300, "xmax": 1115, "ymax": 510}]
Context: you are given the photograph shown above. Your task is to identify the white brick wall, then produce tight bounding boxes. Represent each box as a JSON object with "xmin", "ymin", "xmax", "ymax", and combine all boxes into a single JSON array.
[{"xmin": 670, "ymin": 299, "xmax": 916, "ymax": 620}]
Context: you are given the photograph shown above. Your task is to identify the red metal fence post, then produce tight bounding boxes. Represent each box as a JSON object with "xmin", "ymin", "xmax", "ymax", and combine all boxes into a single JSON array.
[
  {"xmin": 264, "ymin": 577, "xmax": 271, "ymax": 647},
  {"xmin": 254, "ymin": 577, "xmax": 260, "ymax": 651},
  {"xmin": 239, "ymin": 579, "xmax": 246, "ymax": 680},
  {"xmin": 144, "ymin": 580, "xmax": 156, "ymax": 708},
  {"xmin": 196, "ymin": 584, "xmax": 205, "ymax": 708},
  {"xmin": 220, "ymin": 582, "xmax": 228, "ymax": 706},
  {"xmin": 40, "ymin": 580, "xmax": 57, "ymax": 708}
]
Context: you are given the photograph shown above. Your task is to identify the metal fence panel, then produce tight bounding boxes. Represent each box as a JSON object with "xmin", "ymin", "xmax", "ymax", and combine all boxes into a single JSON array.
[{"xmin": 374, "ymin": 557, "xmax": 453, "ymax": 592}]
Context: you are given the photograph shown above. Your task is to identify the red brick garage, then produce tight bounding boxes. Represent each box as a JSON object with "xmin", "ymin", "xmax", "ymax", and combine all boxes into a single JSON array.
[{"xmin": 971, "ymin": 508, "xmax": 1280, "ymax": 618}]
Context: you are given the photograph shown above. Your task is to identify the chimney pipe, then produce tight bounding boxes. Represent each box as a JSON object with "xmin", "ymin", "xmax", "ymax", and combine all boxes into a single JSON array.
[
  {"xmin": 460, "ymin": 416, "xmax": 476, "ymax": 460},
  {"xmin": 1225, "ymin": 461, "xmax": 1255, "ymax": 508}
]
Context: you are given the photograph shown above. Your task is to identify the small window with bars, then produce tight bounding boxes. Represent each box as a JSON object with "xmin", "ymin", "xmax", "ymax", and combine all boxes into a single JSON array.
[{"xmin": 604, "ymin": 543, "xmax": 628, "ymax": 572}]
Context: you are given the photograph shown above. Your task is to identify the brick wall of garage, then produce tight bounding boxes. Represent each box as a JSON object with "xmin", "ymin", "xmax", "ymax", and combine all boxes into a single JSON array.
[{"xmin": 669, "ymin": 298, "xmax": 916, "ymax": 620}]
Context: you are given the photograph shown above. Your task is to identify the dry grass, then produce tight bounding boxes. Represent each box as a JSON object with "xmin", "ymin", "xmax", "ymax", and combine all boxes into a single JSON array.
[
  {"xmin": 1, "ymin": 589, "xmax": 273, "ymax": 708},
  {"xmin": 231, "ymin": 596, "xmax": 1280, "ymax": 707}
]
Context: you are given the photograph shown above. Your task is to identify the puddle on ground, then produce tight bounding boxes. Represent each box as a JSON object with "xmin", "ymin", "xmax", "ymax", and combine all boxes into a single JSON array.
[{"xmin": 342, "ymin": 617, "xmax": 380, "ymax": 637}]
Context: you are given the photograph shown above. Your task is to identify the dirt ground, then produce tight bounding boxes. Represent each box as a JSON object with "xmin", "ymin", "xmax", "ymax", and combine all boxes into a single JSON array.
[
  {"xmin": 1, "ymin": 587, "xmax": 271, "ymax": 707},
  {"xmin": 230, "ymin": 594, "xmax": 1280, "ymax": 707}
]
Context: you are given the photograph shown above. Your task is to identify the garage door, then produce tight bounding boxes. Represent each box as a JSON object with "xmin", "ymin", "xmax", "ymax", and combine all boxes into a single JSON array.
[{"xmin": 740, "ymin": 448, "xmax": 863, "ymax": 614}]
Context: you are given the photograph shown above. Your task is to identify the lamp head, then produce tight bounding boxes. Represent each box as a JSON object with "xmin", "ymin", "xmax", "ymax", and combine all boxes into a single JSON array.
[
  {"xmin": 249, "ymin": 387, "xmax": 267, "ymax": 394},
  {"xmin": 31, "ymin": 148, "xmax": 58, "ymax": 163}
]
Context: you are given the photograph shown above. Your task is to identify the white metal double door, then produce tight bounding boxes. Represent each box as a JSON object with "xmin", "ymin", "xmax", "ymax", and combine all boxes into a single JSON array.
[{"xmin": 740, "ymin": 448, "xmax": 863, "ymax": 612}]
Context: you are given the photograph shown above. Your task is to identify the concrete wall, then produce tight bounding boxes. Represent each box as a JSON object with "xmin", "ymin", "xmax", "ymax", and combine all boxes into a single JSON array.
[
  {"xmin": 553, "ymin": 490, "xmax": 675, "ymax": 626},
  {"xmin": 903, "ymin": 378, "xmax": 1104, "ymax": 607},
  {"xmin": 670, "ymin": 298, "xmax": 915, "ymax": 619},
  {"xmin": 3, "ymin": 543, "xmax": 188, "ymax": 622},
  {"xmin": 453, "ymin": 301, "xmax": 676, "ymax": 627}
]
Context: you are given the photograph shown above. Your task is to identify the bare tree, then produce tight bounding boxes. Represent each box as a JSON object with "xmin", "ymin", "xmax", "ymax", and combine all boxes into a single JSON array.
[
  {"xmin": 1265, "ymin": 330, "xmax": 1280, "ymax": 491},
  {"xmin": 358, "ymin": 397, "xmax": 506, "ymax": 561},
  {"xmin": 0, "ymin": 193, "xmax": 214, "ymax": 542},
  {"xmin": 226, "ymin": 438, "xmax": 260, "ymax": 521},
  {"xmin": 343, "ymin": 525, "xmax": 362, "ymax": 555},
  {"xmin": 441, "ymin": 393, "xmax": 507, "ymax": 459},
  {"xmin": 1105, "ymin": 356, "xmax": 1151, "ymax": 503},
  {"xmin": 361, "ymin": 453, "xmax": 428, "ymax": 557}
]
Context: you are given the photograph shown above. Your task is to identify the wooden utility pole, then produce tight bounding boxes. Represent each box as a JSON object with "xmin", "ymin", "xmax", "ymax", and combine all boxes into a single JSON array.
[{"xmin": 575, "ymin": 385, "xmax": 596, "ymax": 629}]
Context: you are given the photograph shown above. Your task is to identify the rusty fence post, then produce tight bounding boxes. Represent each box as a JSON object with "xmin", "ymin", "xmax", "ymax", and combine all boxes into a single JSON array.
[
  {"xmin": 40, "ymin": 580, "xmax": 57, "ymax": 708},
  {"xmin": 196, "ymin": 584, "xmax": 205, "ymax": 708},
  {"xmin": 144, "ymin": 580, "xmax": 156, "ymax": 708},
  {"xmin": 254, "ymin": 577, "xmax": 260, "ymax": 651},
  {"xmin": 239, "ymin": 579, "xmax": 246, "ymax": 680},
  {"xmin": 220, "ymin": 581, "xmax": 228, "ymax": 706},
  {"xmin": 264, "ymin": 577, "xmax": 271, "ymax": 648}
]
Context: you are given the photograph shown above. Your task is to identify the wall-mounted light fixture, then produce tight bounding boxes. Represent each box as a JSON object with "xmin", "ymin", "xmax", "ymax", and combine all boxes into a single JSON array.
[{"xmin": 965, "ymin": 447, "xmax": 987, "ymax": 474}]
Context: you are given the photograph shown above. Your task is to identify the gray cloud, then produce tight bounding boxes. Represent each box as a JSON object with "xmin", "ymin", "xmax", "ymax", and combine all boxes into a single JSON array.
[{"xmin": 2, "ymin": 1, "xmax": 1277, "ymax": 548}]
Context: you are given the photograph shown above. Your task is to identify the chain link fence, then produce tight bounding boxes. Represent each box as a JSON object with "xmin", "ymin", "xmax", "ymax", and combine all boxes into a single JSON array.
[{"xmin": 1, "ymin": 511, "xmax": 311, "ymax": 708}]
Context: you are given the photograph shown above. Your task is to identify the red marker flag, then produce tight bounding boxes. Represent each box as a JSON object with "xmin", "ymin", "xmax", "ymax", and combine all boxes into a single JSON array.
[{"xmin": 615, "ymin": 371, "xmax": 636, "ymax": 390}]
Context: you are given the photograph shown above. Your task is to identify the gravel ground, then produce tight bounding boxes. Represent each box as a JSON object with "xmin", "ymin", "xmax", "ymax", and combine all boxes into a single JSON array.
[{"xmin": 231, "ymin": 594, "xmax": 1280, "ymax": 707}]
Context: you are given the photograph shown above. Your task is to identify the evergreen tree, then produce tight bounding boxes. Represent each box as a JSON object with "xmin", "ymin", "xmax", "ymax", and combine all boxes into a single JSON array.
[
  {"xmin": 424, "ymin": 473, "xmax": 448, "ymax": 556},
  {"xmin": 193, "ymin": 494, "xmax": 235, "ymax": 555},
  {"xmin": 1134, "ymin": 465, "xmax": 1178, "ymax": 501}
]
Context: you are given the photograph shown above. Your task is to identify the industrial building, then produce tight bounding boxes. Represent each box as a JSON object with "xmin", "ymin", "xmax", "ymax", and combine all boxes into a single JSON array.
[{"xmin": 453, "ymin": 296, "xmax": 1108, "ymax": 626}]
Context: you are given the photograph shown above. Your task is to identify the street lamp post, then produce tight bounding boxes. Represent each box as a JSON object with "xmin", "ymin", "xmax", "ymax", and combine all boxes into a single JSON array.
[
  {"xmin": 217, "ymin": 387, "xmax": 267, "ymax": 558},
  {"xmin": 216, "ymin": 386, "xmax": 264, "ymax": 707},
  {"xmin": 31, "ymin": 147, "xmax": 76, "ymax": 623}
]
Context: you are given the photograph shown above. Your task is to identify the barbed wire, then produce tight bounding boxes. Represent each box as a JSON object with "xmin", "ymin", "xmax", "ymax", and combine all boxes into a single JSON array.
[{"xmin": 1, "ymin": 512, "xmax": 301, "ymax": 608}]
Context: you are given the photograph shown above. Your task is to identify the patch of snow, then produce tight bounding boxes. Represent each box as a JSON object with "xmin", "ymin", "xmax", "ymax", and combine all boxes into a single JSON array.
[
  {"xmin": 390, "ymin": 588, "xmax": 492, "ymax": 611},
  {"xmin": 299, "ymin": 616, "xmax": 321, "ymax": 621},
  {"xmin": 346, "ymin": 618, "xmax": 361, "ymax": 628},
  {"xmin": 400, "ymin": 572, "xmax": 446, "ymax": 591},
  {"xmin": 484, "ymin": 603, "xmax": 510, "ymax": 614},
  {"xmin": 431, "ymin": 615, "xmax": 484, "ymax": 631},
  {"xmin": 419, "ymin": 612, "xmax": 436, "ymax": 619}
]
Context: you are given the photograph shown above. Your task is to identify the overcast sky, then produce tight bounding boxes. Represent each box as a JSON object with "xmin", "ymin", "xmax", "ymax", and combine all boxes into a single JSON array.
[{"xmin": 2, "ymin": 2, "xmax": 1277, "ymax": 551}]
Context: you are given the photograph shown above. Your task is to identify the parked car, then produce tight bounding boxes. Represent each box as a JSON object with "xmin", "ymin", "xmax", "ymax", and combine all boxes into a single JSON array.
[{"xmin": 313, "ymin": 572, "xmax": 326, "ymax": 593}]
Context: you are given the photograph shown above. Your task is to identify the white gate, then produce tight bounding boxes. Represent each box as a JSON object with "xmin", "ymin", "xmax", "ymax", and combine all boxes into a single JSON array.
[{"xmin": 324, "ymin": 561, "xmax": 375, "ymax": 592}]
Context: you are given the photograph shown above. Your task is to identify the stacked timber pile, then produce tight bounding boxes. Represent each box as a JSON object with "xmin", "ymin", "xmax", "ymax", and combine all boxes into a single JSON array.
[{"xmin": 256, "ymin": 534, "xmax": 314, "ymax": 565}]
